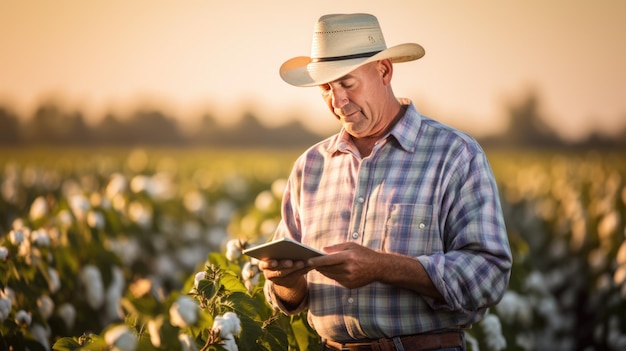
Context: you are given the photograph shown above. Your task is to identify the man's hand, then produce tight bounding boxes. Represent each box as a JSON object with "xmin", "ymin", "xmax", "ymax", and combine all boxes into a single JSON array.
[
  {"xmin": 258, "ymin": 259, "xmax": 312, "ymax": 309},
  {"xmin": 308, "ymin": 242, "xmax": 444, "ymax": 301},
  {"xmin": 258, "ymin": 259, "xmax": 312, "ymax": 288},
  {"xmin": 307, "ymin": 242, "xmax": 382, "ymax": 289}
]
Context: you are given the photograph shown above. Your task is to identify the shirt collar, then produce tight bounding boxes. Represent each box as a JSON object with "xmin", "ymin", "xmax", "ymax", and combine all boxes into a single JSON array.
[{"xmin": 325, "ymin": 98, "xmax": 422, "ymax": 155}]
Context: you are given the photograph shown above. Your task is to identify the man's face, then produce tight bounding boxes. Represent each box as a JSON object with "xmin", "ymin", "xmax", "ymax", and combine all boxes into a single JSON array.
[{"xmin": 319, "ymin": 61, "xmax": 389, "ymax": 138}]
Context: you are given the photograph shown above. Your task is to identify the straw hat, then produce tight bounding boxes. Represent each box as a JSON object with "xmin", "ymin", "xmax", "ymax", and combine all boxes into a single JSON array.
[{"xmin": 279, "ymin": 13, "xmax": 425, "ymax": 87}]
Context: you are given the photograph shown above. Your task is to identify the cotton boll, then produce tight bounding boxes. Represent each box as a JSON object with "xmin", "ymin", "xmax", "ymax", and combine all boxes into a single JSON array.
[
  {"xmin": 30, "ymin": 228, "xmax": 50, "ymax": 247},
  {"xmin": 193, "ymin": 272, "xmax": 207, "ymax": 291},
  {"xmin": 57, "ymin": 303, "xmax": 76, "ymax": 329},
  {"xmin": 497, "ymin": 290, "xmax": 526, "ymax": 325},
  {"xmin": 15, "ymin": 310, "xmax": 32, "ymax": 327},
  {"xmin": 213, "ymin": 312, "xmax": 241, "ymax": 338},
  {"xmin": 481, "ymin": 314, "xmax": 507, "ymax": 351},
  {"xmin": 29, "ymin": 196, "xmax": 49, "ymax": 221},
  {"xmin": 106, "ymin": 173, "xmax": 128, "ymax": 199},
  {"xmin": 80, "ymin": 265, "xmax": 105, "ymax": 309},
  {"xmin": 179, "ymin": 333, "xmax": 199, "ymax": 351},
  {"xmin": 0, "ymin": 297, "xmax": 12, "ymax": 322},
  {"xmin": 69, "ymin": 194, "xmax": 91, "ymax": 221},
  {"xmin": 169, "ymin": 296, "xmax": 198, "ymax": 328},
  {"xmin": 87, "ymin": 210, "xmax": 106, "ymax": 230},
  {"xmin": 37, "ymin": 295, "xmax": 54, "ymax": 320},
  {"xmin": 30, "ymin": 323, "xmax": 51, "ymax": 350},
  {"xmin": 48, "ymin": 267, "xmax": 61, "ymax": 293},
  {"xmin": 0, "ymin": 246, "xmax": 8, "ymax": 261},
  {"xmin": 105, "ymin": 267, "xmax": 125, "ymax": 322},
  {"xmin": 242, "ymin": 262, "xmax": 260, "ymax": 292},
  {"xmin": 104, "ymin": 325, "xmax": 138, "ymax": 351},
  {"xmin": 222, "ymin": 335, "xmax": 239, "ymax": 351},
  {"xmin": 225, "ymin": 239, "xmax": 244, "ymax": 262},
  {"xmin": 9, "ymin": 228, "xmax": 26, "ymax": 245},
  {"xmin": 254, "ymin": 190, "xmax": 275, "ymax": 212},
  {"xmin": 148, "ymin": 318, "xmax": 162, "ymax": 347}
]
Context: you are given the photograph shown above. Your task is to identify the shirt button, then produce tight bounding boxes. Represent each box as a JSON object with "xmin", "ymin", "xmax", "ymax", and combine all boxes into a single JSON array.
[
  {"xmin": 348, "ymin": 297, "xmax": 354, "ymax": 303},
  {"xmin": 419, "ymin": 223, "xmax": 426, "ymax": 229},
  {"xmin": 357, "ymin": 197, "xmax": 365, "ymax": 203},
  {"xmin": 352, "ymin": 232, "xmax": 359, "ymax": 239}
]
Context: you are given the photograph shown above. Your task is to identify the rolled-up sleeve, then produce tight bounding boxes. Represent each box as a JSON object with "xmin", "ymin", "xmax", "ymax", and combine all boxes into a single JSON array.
[{"xmin": 418, "ymin": 148, "xmax": 512, "ymax": 312}]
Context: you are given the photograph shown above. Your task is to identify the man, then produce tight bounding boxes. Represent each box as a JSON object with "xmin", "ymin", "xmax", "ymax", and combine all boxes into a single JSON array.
[{"xmin": 259, "ymin": 13, "xmax": 512, "ymax": 351}]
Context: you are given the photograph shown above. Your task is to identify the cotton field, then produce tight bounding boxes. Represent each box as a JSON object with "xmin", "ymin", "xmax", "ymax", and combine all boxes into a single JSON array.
[{"xmin": 0, "ymin": 148, "xmax": 624, "ymax": 351}]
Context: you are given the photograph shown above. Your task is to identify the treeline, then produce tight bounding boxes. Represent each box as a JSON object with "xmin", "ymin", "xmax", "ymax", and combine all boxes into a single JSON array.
[
  {"xmin": 1, "ymin": 92, "xmax": 625, "ymax": 149},
  {"xmin": 0, "ymin": 103, "xmax": 324, "ymax": 148}
]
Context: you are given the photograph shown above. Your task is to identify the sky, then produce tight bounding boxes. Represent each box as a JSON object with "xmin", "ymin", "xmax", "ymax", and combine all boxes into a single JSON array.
[{"xmin": 1, "ymin": 1, "xmax": 625, "ymax": 140}]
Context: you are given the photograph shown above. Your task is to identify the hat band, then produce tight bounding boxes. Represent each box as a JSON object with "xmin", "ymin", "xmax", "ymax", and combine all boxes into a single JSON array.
[{"xmin": 311, "ymin": 50, "xmax": 382, "ymax": 63}]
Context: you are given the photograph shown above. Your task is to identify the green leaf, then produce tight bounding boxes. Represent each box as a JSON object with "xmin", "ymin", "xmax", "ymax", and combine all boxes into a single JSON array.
[
  {"xmin": 220, "ymin": 272, "xmax": 248, "ymax": 294},
  {"xmin": 52, "ymin": 337, "xmax": 81, "ymax": 351}
]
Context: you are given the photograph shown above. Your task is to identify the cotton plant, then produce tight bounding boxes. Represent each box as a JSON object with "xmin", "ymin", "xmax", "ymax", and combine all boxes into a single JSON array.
[{"xmin": 211, "ymin": 312, "xmax": 242, "ymax": 351}]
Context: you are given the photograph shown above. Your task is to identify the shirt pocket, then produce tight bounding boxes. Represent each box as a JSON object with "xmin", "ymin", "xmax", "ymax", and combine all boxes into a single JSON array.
[{"xmin": 381, "ymin": 203, "xmax": 440, "ymax": 256}]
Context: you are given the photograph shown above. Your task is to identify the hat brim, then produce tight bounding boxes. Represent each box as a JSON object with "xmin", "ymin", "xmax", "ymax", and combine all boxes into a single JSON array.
[{"xmin": 279, "ymin": 43, "xmax": 425, "ymax": 87}]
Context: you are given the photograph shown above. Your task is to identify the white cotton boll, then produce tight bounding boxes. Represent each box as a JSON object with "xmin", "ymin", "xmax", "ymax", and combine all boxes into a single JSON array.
[
  {"xmin": 179, "ymin": 333, "xmax": 199, "ymax": 351},
  {"xmin": 242, "ymin": 262, "xmax": 260, "ymax": 292},
  {"xmin": 70, "ymin": 194, "xmax": 91, "ymax": 221},
  {"xmin": 183, "ymin": 191, "xmax": 207, "ymax": 215},
  {"xmin": 0, "ymin": 246, "xmax": 8, "ymax": 261},
  {"xmin": 148, "ymin": 318, "xmax": 162, "ymax": 347},
  {"xmin": 105, "ymin": 267, "xmax": 125, "ymax": 322},
  {"xmin": 80, "ymin": 265, "xmax": 105, "ymax": 309},
  {"xmin": 128, "ymin": 201, "xmax": 152, "ymax": 229},
  {"xmin": 57, "ymin": 303, "xmax": 76, "ymax": 329},
  {"xmin": 225, "ymin": 239, "xmax": 243, "ymax": 262},
  {"xmin": 30, "ymin": 323, "xmax": 51, "ymax": 350},
  {"xmin": 480, "ymin": 314, "xmax": 507, "ymax": 351},
  {"xmin": 464, "ymin": 332, "xmax": 479, "ymax": 351},
  {"xmin": 57, "ymin": 209, "xmax": 74, "ymax": 229},
  {"xmin": 108, "ymin": 237, "xmax": 140, "ymax": 266},
  {"xmin": 48, "ymin": 267, "xmax": 61, "ymax": 293},
  {"xmin": 154, "ymin": 254, "xmax": 178, "ymax": 279},
  {"xmin": 15, "ymin": 310, "xmax": 32, "ymax": 327},
  {"xmin": 1, "ymin": 288, "xmax": 16, "ymax": 306},
  {"xmin": 254, "ymin": 190, "xmax": 275, "ymax": 212},
  {"xmin": 0, "ymin": 297, "xmax": 11, "ymax": 322},
  {"xmin": 224, "ymin": 312, "xmax": 241, "ymax": 336},
  {"xmin": 104, "ymin": 325, "xmax": 138, "ymax": 351},
  {"xmin": 213, "ymin": 199, "xmax": 236, "ymax": 224},
  {"xmin": 213, "ymin": 312, "xmax": 241, "ymax": 338},
  {"xmin": 169, "ymin": 295, "xmax": 198, "ymax": 328},
  {"xmin": 193, "ymin": 272, "xmax": 207, "ymax": 290},
  {"xmin": 523, "ymin": 271, "xmax": 549, "ymax": 295},
  {"xmin": 176, "ymin": 246, "xmax": 206, "ymax": 270},
  {"xmin": 105, "ymin": 285, "xmax": 123, "ymax": 322},
  {"xmin": 30, "ymin": 228, "xmax": 50, "ymax": 247},
  {"xmin": 496, "ymin": 290, "xmax": 531, "ymax": 326},
  {"xmin": 17, "ymin": 237, "xmax": 31, "ymax": 261},
  {"xmin": 37, "ymin": 295, "xmax": 54, "ymax": 320},
  {"xmin": 130, "ymin": 175, "xmax": 150, "ymax": 193},
  {"xmin": 106, "ymin": 173, "xmax": 127, "ymax": 199},
  {"xmin": 9, "ymin": 229, "xmax": 26, "ymax": 245},
  {"xmin": 87, "ymin": 210, "xmax": 106, "ymax": 230},
  {"xmin": 222, "ymin": 335, "xmax": 239, "ymax": 351},
  {"xmin": 29, "ymin": 196, "xmax": 49, "ymax": 221}
]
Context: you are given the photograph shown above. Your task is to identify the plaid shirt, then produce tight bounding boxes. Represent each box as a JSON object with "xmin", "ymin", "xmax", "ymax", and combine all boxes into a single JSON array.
[{"xmin": 265, "ymin": 99, "xmax": 512, "ymax": 341}]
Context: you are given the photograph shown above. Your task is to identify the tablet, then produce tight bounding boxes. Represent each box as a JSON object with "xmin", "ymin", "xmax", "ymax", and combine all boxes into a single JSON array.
[{"xmin": 242, "ymin": 238, "xmax": 325, "ymax": 260}]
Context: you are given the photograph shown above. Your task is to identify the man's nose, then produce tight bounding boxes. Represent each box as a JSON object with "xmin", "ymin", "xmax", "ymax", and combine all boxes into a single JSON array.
[{"xmin": 331, "ymin": 88, "xmax": 349, "ymax": 109}]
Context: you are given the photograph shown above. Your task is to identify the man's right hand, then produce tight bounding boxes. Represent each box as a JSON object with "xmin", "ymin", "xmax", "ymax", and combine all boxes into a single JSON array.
[{"xmin": 259, "ymin": 259, "xmax": 312, "ymax": 309}]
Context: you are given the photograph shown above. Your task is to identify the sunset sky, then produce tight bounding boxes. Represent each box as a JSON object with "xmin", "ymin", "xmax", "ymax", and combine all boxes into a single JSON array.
[{"xmin": 1, "ymin": 1, "xmax": 624, "ymax": 140}]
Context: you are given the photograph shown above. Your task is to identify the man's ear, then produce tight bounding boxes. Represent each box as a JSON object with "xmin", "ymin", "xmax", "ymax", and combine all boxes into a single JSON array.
[{"xmin": 379, "ymin": 59, "xmax": 393, "ymax": 85}]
